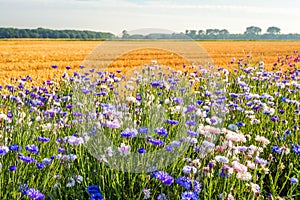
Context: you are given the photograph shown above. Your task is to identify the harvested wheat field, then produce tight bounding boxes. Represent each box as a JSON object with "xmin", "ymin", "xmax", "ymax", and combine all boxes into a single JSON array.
[{"xmin": 1, "ymin": 40, "xmax": 300, "ymax": 85}]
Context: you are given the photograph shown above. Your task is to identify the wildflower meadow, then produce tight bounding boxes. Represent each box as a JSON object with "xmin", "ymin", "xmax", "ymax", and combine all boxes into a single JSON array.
[{"xmin": 0, "ymin": 47, "xmax": 299, "ymax": 200}]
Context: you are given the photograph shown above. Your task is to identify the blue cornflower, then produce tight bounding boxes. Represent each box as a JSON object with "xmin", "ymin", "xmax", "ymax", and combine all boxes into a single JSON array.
[
  {"xmin": 26, "ymin": 188, "xmax": 45, "ymax": 200},
  {"xmin": 20, "ymin": 155, "xmax": 36, "ymax": 163},
  {"xmin": 181, "ymin": 191, "xmax": 198, "ymax": 200},
  {"xmin": 157, "ymin": 193, "xmax": 168, "ymax": 200},
  {"xmin": 284, "ymin": 130, "xmax": 291, "ymax": 136},
  {"xmin": 9, "ymin": 165, "xmax": 17, "ymax": 172},
  {"xmin": 228, "ymin": 124, "xmax": 238, "ymax": 131},
  {"xmin": 9, "ymin": 144, "xmax": 21, "ymax": 152},
  {"xmin": 90, "ymin": 192, "xmax": 104, "ymax": 200},
  {"xmin": 150, "ymin": 80, "xmax": 161, "ymax": 87},
  {"xmin": 229, "ymin": 93, "xmax": 239, "ymax": 98},
  {"xmin": 174, "ymin": 97, "xmax": 183, "ymax": 105},
  {"xmin": 185, "ymin": 120, "xmax": 197, "ymax": 126},
  {"xmin": 196, "ymin": 100, "xmax": 203, "ymax": 105},
  {"xmin": 51, "ymin": 65, "xmax": 58, "ymax": 69},
  {"xmin": 166, "ymin": 119, "xmax": 178, "ymax": 125},
  {"xmin": 154, "ymin": 127, "xmax": 168, "ymax": 137},
  {"xmin": 37, "ymin": 136, "xmax": 50, "ymax": 143},
  {"xmin": 0, "ymin": 146, "xmax": 9, "ymax": 155},
  {"xmin": 58, "ymin": 147, "xmax": 66, "ymax": 153},
  {"xmin": 25, "ymin": 145, "xmax": 39, "ymax": 154},
  {"xmin": 271, "ymin": 145, "xmax": 281, "ymax": 154},
  {"xmin": 36, "ymin": 163, "xmax": 45, "ymax": 169},
  {"xmin": 88, "ymin": 185, "xmax": 100, "ymax": 194},
  {"xmin": 154, "ymin": 171, "xmax": 174, "ymax": 186},
  {"xmin": 290, "ymin": 177, "xmax": 298, "ymax": 184},
  {"xmin": 120, "ymin": 128, "xmax": 138, "ymax": 138},
  {"xmin": 42, "ymin": 158, "xmax": 52, "ymax": 165},
  {"xmin": 236, "ymin": 122, "xmax": 245, "ymax": 127},
  {"xmin": 19, "ymin": 184, "xmax": 28, "ymax": 195},
  {"xmin": 176, "ymin": 176, "xmax": 191, "ymax": 190},
  {"xmin": 149, "ymin": 138, "xmax": 165, "ymax": 146},
  {"xmin": 138, "ymin": 127, "xmax": 149, "ymax": 134},
  {"xmin": 138, "ymin": 148, "xmax": 146, "ymax": 154},
  {"xmin": 165, "ymin": 145, "xmax": 174, "ymax": 152},
  {"xmin": 291, "ymin": 144, "xmax": 300, "ymax": 154},
  {"xmin": 187, "ymin": 130, "xmax": 198, "ymax": 137}
]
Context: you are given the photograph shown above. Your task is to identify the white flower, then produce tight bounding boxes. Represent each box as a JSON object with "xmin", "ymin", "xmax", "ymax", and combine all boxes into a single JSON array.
[
  {"xmin": 215, "ymin": 155, "xmax": 229, "ymax": 163},
  {"xmin": 75, "ymin": 175, "xmax": 83, "ymax": 184},
  {"xmin": 118, "ymin": 143, "xmax": 131, "ymax": 156},
  {"xmin": 236, "ymin": 172, "xmax": 252, "ymax": 181},
  {"xmin": 66, "ymin": 178, "xmax": 75, "ymax": 187},
  {"xmin": 98, "ymin": 155, "xmax": 108, "ymax": 163},
  {"xmin": 143, "ymin": 188, "xmax": 151, "ymax": 199},
  {"xmin": 53, "ymin": 183, "xmax": 61, "ymax": 189},
  {"xmin": 126, "ymin": 96, "xmax": 137, "ymax": 103},
  {"xmin": 255, "ymin": 136, "xmax": 270, "ymax": 146},
  {"xmin": 105, "ymin": 147, "xmax": 114, "ymax": 157},
  {"xmin": 0, "ymin": 113, "xmax": 8, "ymax": 121},
  {"xmin": 41, "ymin": 123, "xmax": 52, "ymax": 131}
]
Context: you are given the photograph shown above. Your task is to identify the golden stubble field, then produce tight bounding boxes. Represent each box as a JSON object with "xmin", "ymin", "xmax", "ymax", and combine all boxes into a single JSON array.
[{"xmin": 1, "ymin": 40, "xmax": 300, "ymax": 85}]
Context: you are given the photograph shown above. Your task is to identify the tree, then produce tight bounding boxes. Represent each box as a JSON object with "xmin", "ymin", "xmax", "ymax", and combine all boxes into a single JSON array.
[
  {"xmin": 267, "ymin": 26, "xmax": 281, "ymax": 35},
  {"xmin": 122, "ymin": 30, "xmax": 129, "ymax": 39},
  {"xmin": 244, "ymin": 26, "xmax": 262, "ymax": 35},
  {"xmin": 219, "ymin": 29, "xmax": 229, "ymax": 35}
]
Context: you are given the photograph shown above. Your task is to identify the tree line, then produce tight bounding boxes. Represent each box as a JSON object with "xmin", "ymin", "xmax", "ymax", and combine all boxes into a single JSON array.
[
  {"xmin": 122, "ymin": 26, "xmax": 300, "ymax": 40},
  {"xmin": 1, "ymin": 26, "xmax": 300, "ymax": 40},
  {"xmin": 0, "ymin": 27, "xmax": 115, "ymax": 40}
]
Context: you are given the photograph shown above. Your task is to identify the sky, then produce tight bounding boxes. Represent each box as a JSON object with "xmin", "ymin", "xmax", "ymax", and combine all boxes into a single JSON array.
[{"xmin": 0, "ymin": 0, "xmax": 299, "ymax": 35}]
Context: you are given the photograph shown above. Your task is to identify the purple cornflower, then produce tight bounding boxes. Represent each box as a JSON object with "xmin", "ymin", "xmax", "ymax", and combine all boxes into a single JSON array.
[
  {"xmin": 106, "ymin": 120, "xmax": 120, "ymax": 129},
  {"xmin": 254, "ymin": 157, "xmax": 268, "ymax": 165},
  {"xmin": 25, "ymin": 145, "xmax": 39, "ymax": 154},
  {"xmin": 26, "ymin": 188, "xmax": 45, "ymax": 200},
  {"xmin": 186, "ymin": 105, "xmax": 197, "ymax": 113},
  {"xmin": 154, "ymin": 127, "xmax": 168, "ymax": 137},
  {"xmin": 154, "ymin": 171, "xmax": 174, "ymax": 185},
  {"xmin": 67, "ymin": 136, "xmax": 84, "ymax": 145},
  {"xmin": 52, "ymin": 65, "xmax": 58, "ymax": 69}
]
